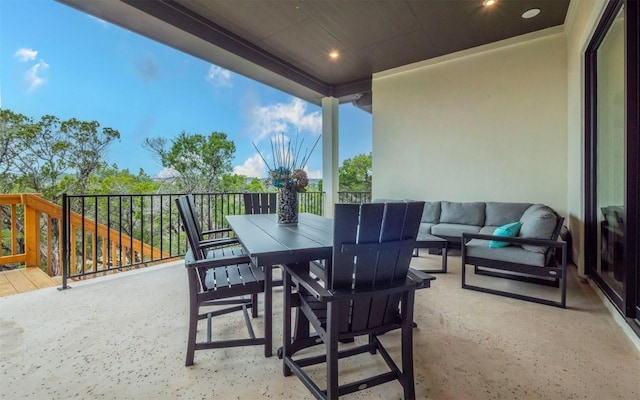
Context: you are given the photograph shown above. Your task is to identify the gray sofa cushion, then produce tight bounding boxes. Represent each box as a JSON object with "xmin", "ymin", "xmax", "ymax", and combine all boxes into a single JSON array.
[
  {"xmin": 440, "ymin": 201, "xmax": 485, "ymax": 226},
  {"xmin": 465, "ymin": 239, "xmax": 546, "ymax": 266},
  {"xmin": 479, "ymin": 226, "xmax": 498, "ymax": 234},
  {"xmin": 421, "ymin": 201, "xmax": 441, "ymax": 223},
  {"xmin": 418, "ymin": 222, "xmax": 435, "ymax": 236},
  {"xmin": 519, "ymin": 204, "xmax": 559, "ymax": 253},
  {"xmin": 484, "ymin": 202, "xmax": 532, "ymax": 227},
  {"xmin": 431, "ymin": 223, "xmax": 481, "ymax": 238}
]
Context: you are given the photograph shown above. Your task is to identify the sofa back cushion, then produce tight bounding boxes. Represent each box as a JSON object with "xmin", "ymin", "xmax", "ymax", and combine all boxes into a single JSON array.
[
  {"xmin": 484, "ymin": 202, "xmax": 532, "ymax": 227},
  {"xmin": 519, "ymin": 204, "xmax": 560, "ymax": 253},
  {"xmin": 421, "ymin": 201, "xmax": 441, "ymax": 223},
  {"xmin": 440, "ymin": 201, "xmax": 485, "ymax": 226}
]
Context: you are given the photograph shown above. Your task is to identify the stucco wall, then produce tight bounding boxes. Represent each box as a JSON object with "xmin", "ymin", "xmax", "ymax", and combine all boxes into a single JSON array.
[{"xmin": 372, "ymin": 33, "xmax": 568, "ymax": 217}]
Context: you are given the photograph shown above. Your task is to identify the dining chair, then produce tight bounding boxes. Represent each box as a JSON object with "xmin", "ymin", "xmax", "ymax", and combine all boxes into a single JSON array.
[
  {"xmin": 243, "ymin": 192, "xmax": 277, "ymax": 214},
  {"xmin": 185, "ymin": 193, "xmax": 239, "ymax": 248},
  {"xmin": 281, "ymin": 201, "xmax": 434, "ymax": 399},
  {"xmin": 175, "ymin": 195, "xmax": 266, "ymax": 366}
]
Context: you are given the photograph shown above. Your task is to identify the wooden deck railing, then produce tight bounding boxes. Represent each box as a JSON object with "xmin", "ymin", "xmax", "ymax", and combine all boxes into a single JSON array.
[
  {"xmin": 0, "ymin": 194, "xmax": 171, "ymax": 281},
  {"xmin": 0, "ymin": 194, "xmax": 63, "ymax": 275}
]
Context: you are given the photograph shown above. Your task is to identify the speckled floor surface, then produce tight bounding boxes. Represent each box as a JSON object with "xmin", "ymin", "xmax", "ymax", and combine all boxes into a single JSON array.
[{"xmin": 1, "ymin": 254, "xmax": 639, "ymax": 400}]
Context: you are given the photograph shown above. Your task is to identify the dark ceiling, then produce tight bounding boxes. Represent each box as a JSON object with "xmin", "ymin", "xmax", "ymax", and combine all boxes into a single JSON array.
[{"xmin": 58, "ymin": 0, "xmax": 570, "ymax": 110}]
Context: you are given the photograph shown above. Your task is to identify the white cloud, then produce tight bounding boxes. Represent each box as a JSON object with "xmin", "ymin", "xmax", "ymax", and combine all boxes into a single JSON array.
[
  {"xmin": 205, "ymin": 65, "xmax": 232, "ymax": 87},
  {"xmin": 14, "ymin": 48, "xmax": 37, "ymax": 62},
  {"xmin": 306, "ymin": 169, "xmax": 322, "ymax": 179},
  {"xmin": 25, "ymin": 60, "xmax": 49, "ymax": 91},
  {"xmin": 249, "ymin": 97, "xmax": 321, "ymax": 142},
  {"xmin": 233, "ymin": 154, "xmax": 266, "ymax": 178}
]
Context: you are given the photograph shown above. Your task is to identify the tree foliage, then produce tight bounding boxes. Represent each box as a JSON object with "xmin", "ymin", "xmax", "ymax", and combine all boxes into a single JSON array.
[
  {"xmin": 144, "ymin": 131, "xmax": 235, "ymax": 193},
  {"xmin": 88, "ymin": 166, "xmax": 161, "ymax": 195},
  {"xmin": 0, "ymin": 109, "xmax": 120, "ymax": 202},
  {"xmin": 339, "ymin": 153, "xmax": 372, "ymax": 192}
]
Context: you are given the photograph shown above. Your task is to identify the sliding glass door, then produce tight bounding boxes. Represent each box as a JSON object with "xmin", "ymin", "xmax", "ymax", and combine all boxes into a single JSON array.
[
  {"xmin": 596, "ymin": 3, "xmax": 625, "ymax": 305},
  {"xmin": 586, "ymin": 0, "xmax": 640, "ymax": 334}
]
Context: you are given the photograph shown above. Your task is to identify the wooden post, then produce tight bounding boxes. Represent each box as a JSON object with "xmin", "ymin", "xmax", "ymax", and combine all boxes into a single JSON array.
[{"xmin": 22, "ymin": 195, "xmax": 41, "ymax": 268}]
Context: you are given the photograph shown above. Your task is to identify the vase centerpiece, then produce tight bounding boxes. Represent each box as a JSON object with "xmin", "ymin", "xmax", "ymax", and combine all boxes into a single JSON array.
[{"xmin": 254, "ymin": 133, "xmax": 319, "ymax": 225}]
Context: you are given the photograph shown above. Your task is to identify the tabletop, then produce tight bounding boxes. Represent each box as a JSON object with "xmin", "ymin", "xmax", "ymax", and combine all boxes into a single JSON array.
[{"xmin": 226, "ymin": 213, "xmax": 334, "ymax": 266}]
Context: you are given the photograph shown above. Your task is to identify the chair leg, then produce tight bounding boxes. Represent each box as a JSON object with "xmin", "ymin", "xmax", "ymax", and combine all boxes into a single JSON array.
[
  {"xmin": 326, "ymin": 302, "xmax": 339, "ymax": 400},
  {"xmin": 251, "ymin": 293, "xmax": 258, "ymax": 318},
  {"xmin": 185, "ymin": 299, "xmax": 199, "ymax": 366},
  {"xmin": 401, "ymin": 292, "xmax": 416, "ymax": 400},
  {"xmin": 282, "ymin": 269, "xmax": 292, "ymax": 376},
  {"xmin": 402, "ymin": 322, "xmax": 416, "ymax": 400}
]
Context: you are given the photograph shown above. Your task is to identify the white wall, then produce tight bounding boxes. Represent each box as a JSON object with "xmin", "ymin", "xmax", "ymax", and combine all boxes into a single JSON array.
[{"xmin": 372, "ymin": 32, "xmax": 568, "ymax": 216}]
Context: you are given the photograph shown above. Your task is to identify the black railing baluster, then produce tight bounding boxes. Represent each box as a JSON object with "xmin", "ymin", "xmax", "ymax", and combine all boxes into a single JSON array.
[
  {"xmin": 93, "ymin": 197, "xmax": 98, "ymax": 274},
  {"xmin": 119, "ymin": 196, "xmax": 123, "ymax": 269},
  {"xmin": 107, "ymin": 196, "xmax": 111, "ymax": 271},
  {"xmin": 80, "ymin": 196, "xmax": 85, "ymax": 276},
  {"xmin": 139, "ymin": 195, "xmax": 144, "ymax": 266},
  {"xmin": 129, "ymin": 195, "xmax": 133, "ymax": 268},
  {"xmin": 60, "ymin": 194, "xmax": 69, "ymax": 290}
]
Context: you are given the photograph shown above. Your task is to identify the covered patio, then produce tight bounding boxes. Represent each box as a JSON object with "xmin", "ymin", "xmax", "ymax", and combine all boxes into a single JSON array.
[
  {"xmin": 1, "ymin": 254, "xmax": 638, "ymax": 399},
  {"xmin": 5, "ymin": 0, "xmax": 636, "ymax": 397}
]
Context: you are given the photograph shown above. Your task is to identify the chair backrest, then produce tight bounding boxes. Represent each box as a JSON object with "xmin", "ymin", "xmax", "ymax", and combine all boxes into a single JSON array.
[
  {"xmin": 175, "ymin": 195, "xmax": 207, "ymax": 260},
  {"xmin": 184, "ymin": 193, "xmax": 206, "ymax": 240},
  {"xmin": 243, "ymin": 192, "xmax": 277, "ymax": 214},
  {"xmin": 331, "ymin": 201, "xmax": 424, "ymax": 332}
]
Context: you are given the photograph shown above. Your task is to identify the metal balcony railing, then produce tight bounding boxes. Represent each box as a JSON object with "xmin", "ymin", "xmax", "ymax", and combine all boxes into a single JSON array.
[
  {"xmin": 59, "ymin": 192, "xmax": 324, "ymax": 287},
  {"xmin": 338, "ymin": 191, "xmax": 372, "ymax": 204},
  {"xmin": 2, "ymin": 191, "xmax": 374, "ymax": 288}
]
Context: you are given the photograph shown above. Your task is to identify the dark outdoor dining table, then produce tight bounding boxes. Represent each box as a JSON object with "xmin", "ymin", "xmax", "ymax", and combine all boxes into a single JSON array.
[{"xmin": 225, "ymin": 212, "xmax": 334, "ymax": 357}]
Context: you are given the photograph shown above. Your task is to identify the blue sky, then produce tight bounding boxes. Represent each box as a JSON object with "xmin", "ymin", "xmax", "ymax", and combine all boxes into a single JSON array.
[{"xmin": 0, "ymin": 0, "xmax": 372, "ymax": 179}]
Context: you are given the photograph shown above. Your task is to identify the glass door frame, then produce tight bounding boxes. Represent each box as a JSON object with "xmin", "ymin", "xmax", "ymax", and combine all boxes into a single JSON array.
[{"xmin": 585, "ymin": 0, "xmax": 640, "ymax": 333}]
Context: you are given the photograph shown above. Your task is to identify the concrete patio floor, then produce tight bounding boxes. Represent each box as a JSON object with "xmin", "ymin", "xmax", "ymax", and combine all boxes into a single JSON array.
[{"xmin": 1, "ymin": 253, "xmax": 639, "ymax": 399}]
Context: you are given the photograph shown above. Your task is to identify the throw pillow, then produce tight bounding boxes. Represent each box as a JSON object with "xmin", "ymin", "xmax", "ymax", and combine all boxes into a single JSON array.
[{"xmin": 489, "ymin": 221, "xmax": 522, "ymax": 248}]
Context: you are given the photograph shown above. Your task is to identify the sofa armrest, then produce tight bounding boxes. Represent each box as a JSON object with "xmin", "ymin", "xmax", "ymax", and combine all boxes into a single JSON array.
[{"xmin": 462, "ymin": 232, "xmax": 565, "ymax": 249}]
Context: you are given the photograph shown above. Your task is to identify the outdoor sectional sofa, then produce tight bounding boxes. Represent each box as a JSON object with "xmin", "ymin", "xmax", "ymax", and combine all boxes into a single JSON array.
[{"xmin": 418, "ymin": 201, "xmax": 567, "ymax": 308}]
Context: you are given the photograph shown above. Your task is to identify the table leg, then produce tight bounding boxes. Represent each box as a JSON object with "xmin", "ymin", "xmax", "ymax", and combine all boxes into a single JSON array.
[
  {"xmin": 416, "ymin": 243, "xmax": 448, "ymax": 274},
  {"xmin": 442, "ymin": 243, "xmax": 448, "ymax": 273},
  {"xmin": 264, "ymin": 263, "xmax": 272, "ymax": 357}
]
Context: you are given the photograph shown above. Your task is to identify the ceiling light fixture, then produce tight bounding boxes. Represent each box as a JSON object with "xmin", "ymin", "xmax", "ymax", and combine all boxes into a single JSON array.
[
  {"xmin": 329, "ymin": 50, "xmax": 339, "ymax": 60},
  {"xmin": 483, "ymin": 0, "xmax": 497, "ymax": 6},
  {"xmin": 522, "ymin": 8, "xmax": 541, "ymax": 18}
]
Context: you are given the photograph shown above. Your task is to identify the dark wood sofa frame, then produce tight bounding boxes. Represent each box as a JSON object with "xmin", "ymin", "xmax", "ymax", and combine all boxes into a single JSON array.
[{"xmin": 461, "ymin": 218, "xmax": 567, "ymax": 308}]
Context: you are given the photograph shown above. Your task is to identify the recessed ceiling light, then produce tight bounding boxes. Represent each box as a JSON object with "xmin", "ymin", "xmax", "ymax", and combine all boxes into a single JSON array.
[
  {"xmin": 483, "ymin": 0, "xmax": 497, "ymax": 6},
  {"xmin": 522, "ymin": 8, "xmax": 541, "ymax": 19},
  {"xmin": 329, "ymin": 51, "xmax": 339, "ymax": 60}
]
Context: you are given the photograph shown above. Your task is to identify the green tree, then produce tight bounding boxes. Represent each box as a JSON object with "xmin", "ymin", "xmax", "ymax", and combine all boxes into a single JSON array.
[
  {"xmin": 221, "ymin": 174, "xmax": 248, "ymax": 192},
  {"xmin": 0, "ymin": 110, "xmax": 120, "ymax": 202},
  {"xmin": 246, "ymin": 177, "xmax": 266, "ymax": 192},
  {"xmin": 144, "ymin": 131, "xmax": 235, "ymax": 193},
  {"xmin": 88, "ymin": 165, "xmax": 160, "ymax": 195},
  {"xmin": 339, "ymin": 153, "xmax": 372, "ymax": 192}
]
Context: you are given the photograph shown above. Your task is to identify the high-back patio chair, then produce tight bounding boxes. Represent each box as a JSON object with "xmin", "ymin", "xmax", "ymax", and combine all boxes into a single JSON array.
[
  {"xmin": 175, "ymin": 195, "xmax": 266, "ymax": 366},
  {"xmin": 243, "ymin": 192, "xmax": 277, "ymax": 214},
  {"xmin": 281, "ymin": 201, "xmax": 434, "ymax": 399},
  {"xmin": 184, "ymin": 193, "xmax": 238, "ymax": 248}
]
